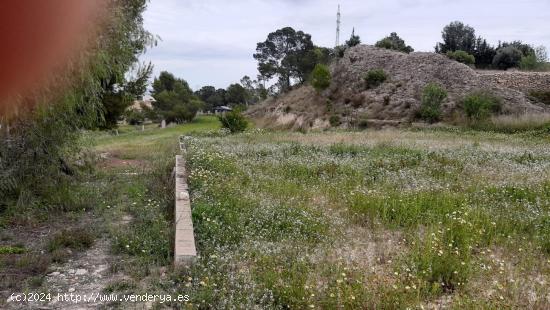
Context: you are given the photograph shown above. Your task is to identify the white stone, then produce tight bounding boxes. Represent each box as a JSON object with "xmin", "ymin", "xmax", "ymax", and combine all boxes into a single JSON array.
[{"xmin": 75, "ymin": 269, "xmax": 88, "ymax": 275}]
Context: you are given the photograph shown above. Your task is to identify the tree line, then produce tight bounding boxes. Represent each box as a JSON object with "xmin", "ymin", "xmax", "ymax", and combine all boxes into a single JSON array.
[
  {"xmin": 126, "ymin": 21, "xmax": 550, "ymax": 127},
  {"xmin": 435, "ymin": 21, "xmax": 548, "ymax": 70}
]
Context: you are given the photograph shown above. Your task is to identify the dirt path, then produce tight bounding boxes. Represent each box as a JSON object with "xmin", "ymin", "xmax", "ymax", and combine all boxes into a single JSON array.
[{"xmin": 7, "ymin": 237, "xmax": 125, "ymax": 310}]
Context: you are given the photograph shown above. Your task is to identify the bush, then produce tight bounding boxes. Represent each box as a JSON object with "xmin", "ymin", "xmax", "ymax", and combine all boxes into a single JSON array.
[
  {"xmin": 529, "ymin": 91, "xmax": 550, "ymax": 105},
  {"xmin": 519, "ymin": 53, "xmax": 543, "ymax": 71},
  {"xmin": 0, "ymin": 245, "xmax": 26, "ymax": 254},
  {"xmin": 125, "ymin": 109, "xmax": 146, "ymax": 125},
  {"xmin": 357, "ymin": 114, "xmax": 369, "ymax": 129},
  {"xmin": 364, "ymin": 69, "xmax": 388, "ymax": 88},
  {"xmin": 419, "ymin": 83, "xmax": 447, "ymax": 123},
  {"xmin": 47, "ymin": 228, "xmax": 95, "ymax": 253},
  {"xmin": 218, "ymin": 110, "xmax": 248, "ymax": 133},
  {"xmin": 375, "ymin": 32, "xmax": 414, "ymax": 53},
  {"xmin": 492, "ymin": 46, "xmax": 523, "ymax": 70},
  {"xmin": 310, "ymin": 64, "xmax": 331, "ymax": 91},
  {"xmin": 329, "ymin": 115, "xmax": 341, "ymax": 127},
  {"xmin": 333, "ymin": 46, "xmax": 347, "ymax": 58},
  {"xmin": 446, "ymin": 50, "xmax": 475, "ymax": 65},
  {"xmin": 462, "ymin": 92, "xmax": 502, "ymax": 120}
]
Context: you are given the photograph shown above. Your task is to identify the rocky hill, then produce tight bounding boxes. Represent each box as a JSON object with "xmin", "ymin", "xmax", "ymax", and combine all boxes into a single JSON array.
[{"xmin": 248, "ymin": 45, "xmax": 549, "ymax": 129}]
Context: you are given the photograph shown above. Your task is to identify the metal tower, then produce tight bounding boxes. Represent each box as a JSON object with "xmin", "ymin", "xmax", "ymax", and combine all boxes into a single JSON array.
[{"xmin": 335, "ymin": 5, "xmax": 341, "ymax": 47}]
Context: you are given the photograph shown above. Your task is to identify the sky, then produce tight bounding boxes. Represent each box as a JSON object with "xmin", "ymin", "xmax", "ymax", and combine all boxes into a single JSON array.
[{"xmin": 140, "ymin": 0, "xmax": 550, "ymax": 90}]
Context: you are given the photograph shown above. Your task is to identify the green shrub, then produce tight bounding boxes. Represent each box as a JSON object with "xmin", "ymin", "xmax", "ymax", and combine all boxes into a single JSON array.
[
  {"xmin": 364, "ymin": 69, "xmax": 388, "ymax": 88},
  {"xmin": 462, "ymin": 92, "xmax": 502, "ymax": 120},
  {"xmin": 446, "ymin": 50, "xmax": 475, "ymax": 65},
  {"xmin": 0, "ymin": 245, "xmax": 26, "ymax": 254},
  {"xmin": 47, "ymin": 228, "xmax": 95, "ymax": 253},
  {"xmin": 124, "ymin": 109, "xmax": 146, "ymax": 125},
  {"xmin": 310, "ymin": 64, "xmax": 331, "ymax": 91},
  {"xmin": 357, "ymin": 114, "xmax": 369, "ymax": 130},
  {"xmin": 420, "ymin": 83, "xmax": 447, "ymax": 123},
  {"xmin": 492, "ymin": 46, "xmax": 523, "ymax": 70},
  {"xmin": 218, "ymin": 110, "xmax": 248, "ymax": 133},
  {"xmin": 334, "ymin": 46, "xmax": 347, "ymax": 58},
  {"xmin": 375, "ymin": 32, "xmax": 414, "ymax": 53},
  {"xmin": 329, "ymin": 115, "xmax": 341, "ymax": 127},
  {"xmin": 519, "ymin": 54, "xmax": 540, "ymax": 71},
  {"xmin": 529, "ymin": 91, "xmax": 550, "ymax": 105}
]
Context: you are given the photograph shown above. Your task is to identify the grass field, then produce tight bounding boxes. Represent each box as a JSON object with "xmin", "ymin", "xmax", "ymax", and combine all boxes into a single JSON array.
[
  {"xmin": 6, "ymin": 116, "xmax": 547, "ymax": 308},
  {"xmin": 90, "ymin": 120, "xmax": 549, "ymax": 308},
  {"xmin": 173, "ymin": 128, "xmax": 549, "ymax": 309},
  {"xmin": 91, "ymin": 119, "xmax": 550, "ymax": 309}
]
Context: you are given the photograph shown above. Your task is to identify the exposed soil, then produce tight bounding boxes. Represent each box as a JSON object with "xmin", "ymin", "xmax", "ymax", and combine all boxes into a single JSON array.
[{"xmin": 97, "ymin": 152, "xmax": 149, "ymax": 170}]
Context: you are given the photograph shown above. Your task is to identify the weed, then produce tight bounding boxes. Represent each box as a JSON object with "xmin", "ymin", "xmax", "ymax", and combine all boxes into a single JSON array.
[
  {"xmin": 329, "ymin": 115, "xmax": 341, "ymax": 127},
  {"xmin": 364, "ymin": 69, "xmax": 388, "ymax": 88},
  {"xmin": 47, "ymin": 228, "xmax": 95, "ymax": 253},
  {"xmin": 0, "ymin": 245, "xmax": 26, "ymax": 254},
  {"xmin": 462, "ymin": 91, "xmax": 502, "ymax": 120},
  {"xmin": 419, "ymin": 83, "xmax": 447, "ymax": 123}
]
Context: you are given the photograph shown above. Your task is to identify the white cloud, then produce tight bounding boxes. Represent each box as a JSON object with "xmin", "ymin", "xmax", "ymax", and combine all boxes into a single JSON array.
[{"xmin": 140, "ymin": 0, "xmax": 550, "ymax": 89}]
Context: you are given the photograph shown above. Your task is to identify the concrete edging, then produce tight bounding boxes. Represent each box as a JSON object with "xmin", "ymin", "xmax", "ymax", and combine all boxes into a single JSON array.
[{"xmin": 174, "ymin": 149, "xmax": 197, "ymax": 265}]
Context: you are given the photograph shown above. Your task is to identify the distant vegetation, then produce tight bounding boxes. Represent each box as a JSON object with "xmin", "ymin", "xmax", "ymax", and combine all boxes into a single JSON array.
[
  {"xmin": 364, "ymin": 69, "xmax": 388, "ymax": 89},
  {"xmin": 375, "ymin": 32, "xmax": 414, "ymax": 53},
  {"xmin": 310, "ymin": 64, "xmax": 331, "ymax": 91},
  {"xmin": 345, "ymin": 29, "xmax": 361, "ymax": 48},
  {"xmin": 446, "ymin": 50, "xmax": 475, "ymax": 65},
  {"xmin": 436, "ymin": 21, "xmax": 548, "ymax": 70},
  {"xmin": 462, "ymin": 92, "xmax": 502, "ymax": 120},
  {"xmin": 254, "ymin": 27, "xmax": 331, "ymax": 93},
  {"xmin": 149, "ymin": 71, "xmax": 203, "ymax": 123},
  {"xmin": 529, "ymin": 90, "xmax": 550, "ymax": 105}
]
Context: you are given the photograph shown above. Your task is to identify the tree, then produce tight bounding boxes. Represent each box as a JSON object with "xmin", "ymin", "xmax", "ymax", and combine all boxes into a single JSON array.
[
  {"xmin": 499, "ymin": 41, "xmax": 534, "ymax": 57},
  {"xmin": 473, "ymin": 37, "xmax": 496, "ymax": 68},
  {"xmin": 492, "ymin": 46, "xmax": 523, "ymax": 70},
  {"xmin": 435, "ymin": 21, "xmax": 476, "ymax": 55},
  {"xmin": 519, "ymin": 46, "xmax": 548, "ymax": 71},
  {"xmin": 310, "ymin": 64, "xmax": 331, "ymax": 91},
  {"xmin": 225, "ymin": 83, "xmax": 248, "ymax": 106},
  {"xmin": 346, "ymin": 28, "xmax": 361, "ymax": 48},
  {"xmin": 152, "ymin": 71, "xmax": 179, "ymax": 95},
  {"xmin": 254, "ymin": 27, "xmax": 315, "ymax": 92},
  {"xmin": 100, "ymin": 62, "xmax": 153, "ymax": 129},
  {"xmin": 240, "ymin": 75, "xmax": 267, "ymax": 104},
  {"xmin": 151, "ymin": 71, "xmax": 202, "ymax": 123},
  {"xmin": 375, "ymin": 32, "xmax": 414, "ymax": 53},
  {"xmin": 535, "ymin": 45, "xmax": 548, "ymax": 63},
  {"xmin": 519, "ymin": 54, "xmax": 538, "ymax": 71},
  {"xmin": 215, "ymin": 88, "xmax": 228, "ymax": 105},
  {"xmin": 1, "ymin": 0, "xmax": 154, "ymax": 206},
  {"xmin": 196, "ymin": 86, "xmax": 225, "ymax": 112},
  {"xmin": 420, "ymin": 83, "xmax": 447, "ymax": 123}
]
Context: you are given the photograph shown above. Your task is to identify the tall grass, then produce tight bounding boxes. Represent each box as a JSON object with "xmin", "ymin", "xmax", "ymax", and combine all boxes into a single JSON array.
[{"xmin": 471, "ymin": 113, "xmax": 550, "ymax": 133}]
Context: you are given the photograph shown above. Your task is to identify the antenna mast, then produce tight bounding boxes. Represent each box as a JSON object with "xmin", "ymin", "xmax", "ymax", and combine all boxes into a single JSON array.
[{"xmin": 335, "ymin": 4, "xmax": 341, "ymax": 47}]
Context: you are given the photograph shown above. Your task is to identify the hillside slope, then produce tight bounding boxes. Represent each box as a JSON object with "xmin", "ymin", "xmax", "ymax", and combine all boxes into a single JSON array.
[{"xmin": 249, "ymin": 45, "xmax": 549, "ymax": 129}]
